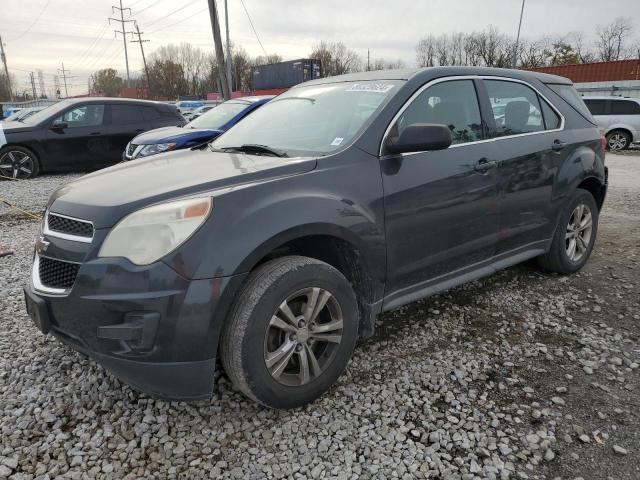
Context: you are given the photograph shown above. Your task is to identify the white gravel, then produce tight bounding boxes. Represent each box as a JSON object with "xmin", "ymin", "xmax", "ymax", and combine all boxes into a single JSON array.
[{"xmin": 0, "ymin": 155, "xmax": 638, "ymax": 479}]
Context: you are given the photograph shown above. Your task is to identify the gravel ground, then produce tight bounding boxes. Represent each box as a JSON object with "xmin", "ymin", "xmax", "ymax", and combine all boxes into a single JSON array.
[{"xmin": 0, "ymin": 155, "xmax": 638, "ymax": 479}]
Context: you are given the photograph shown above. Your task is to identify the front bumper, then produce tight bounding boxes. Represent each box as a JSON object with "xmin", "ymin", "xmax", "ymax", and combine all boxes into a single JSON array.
[{"xmin": 25, "ymin": 257, "xmax": 246, "ymax": 400}]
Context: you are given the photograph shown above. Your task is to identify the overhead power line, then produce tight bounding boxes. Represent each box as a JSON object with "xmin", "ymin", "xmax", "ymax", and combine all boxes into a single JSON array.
[
  {"xmin": 8, "ymin": 0, "xmax": 52, "ymax": 42},
  {"xmin": 146, "ymin": 7, "xmax": 207, "ymax": 34},
  {"xmin": 145, "ymin": 0, "xmax": 200, "ymax": 28},
  {"xmin": 239, "ymin": 0, "xmax": 268, "ymax": 57}
]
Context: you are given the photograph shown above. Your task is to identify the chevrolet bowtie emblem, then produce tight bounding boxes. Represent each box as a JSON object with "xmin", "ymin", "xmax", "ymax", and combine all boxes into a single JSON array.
[{"xmin": 35, "ymin": 236, "xmax": 50, "ymax": 254}]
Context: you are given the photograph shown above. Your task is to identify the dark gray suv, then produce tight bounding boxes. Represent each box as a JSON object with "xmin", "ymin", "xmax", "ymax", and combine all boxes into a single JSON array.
[{"xmin": 24, "ymin": 67, "xmax": 607, "ymax": 409}]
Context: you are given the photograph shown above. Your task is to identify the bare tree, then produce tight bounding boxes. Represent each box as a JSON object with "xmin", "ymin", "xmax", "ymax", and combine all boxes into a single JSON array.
[
  {"xmin": 567, "ymin": 32, "xmax": 596, "ymax": 63},
  {"xmin": 595, "ymin": 17, "xmax": 634, "ymax": 61},
  {"xmin": 371, "ymin": 58, "xmax": 406, "ymax": 70},
  {"xmin": 416, "ymin": 35, "xmax": 436, "ymax": 67},
  {"xmin": 310, "ymin": 42, "xmax": 362, "ymax": 77}
]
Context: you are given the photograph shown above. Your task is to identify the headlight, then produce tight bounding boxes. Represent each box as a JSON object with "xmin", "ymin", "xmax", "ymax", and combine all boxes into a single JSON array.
[
  {"xmin": 98, "ymin": 197, "xmax": 212, "ymax": 265},
  {"xmin": 137, "ymin": 143, "xmax": 177, "ymax": 158}
]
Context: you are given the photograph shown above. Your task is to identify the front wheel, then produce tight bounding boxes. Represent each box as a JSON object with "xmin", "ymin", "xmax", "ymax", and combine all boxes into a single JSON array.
[
  {"xmin": 538, "ymin": 189, "xmax": 599, "ymax": 274},
  {"xmin": 0, "ymin": 146, "xmax": 40, "ymax": 179},
  {"xmin": 220, "ymin": 256, "xmax": 359, "ymax": 409}
]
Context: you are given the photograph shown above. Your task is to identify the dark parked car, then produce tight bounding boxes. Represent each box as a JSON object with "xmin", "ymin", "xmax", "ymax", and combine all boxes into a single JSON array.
[
  {"xmin": 25, "ymin": 67, "xmax": 607, "ymax": 409},
  {"xmin": 0, "ymin": 98, "xmax": 184, "ymax": 179},
  {"xmin": 123, "ymin": 96, "xmax": 273, "ymax": 160}
]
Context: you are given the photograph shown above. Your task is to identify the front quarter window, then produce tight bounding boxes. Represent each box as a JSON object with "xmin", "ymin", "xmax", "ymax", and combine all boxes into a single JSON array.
[{"xmin": 212, "ymin": 80, "xmax": 403, "ymax": 156}]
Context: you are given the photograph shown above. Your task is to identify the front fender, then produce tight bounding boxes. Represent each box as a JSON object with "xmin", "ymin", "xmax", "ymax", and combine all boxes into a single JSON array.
[{"xmin": 164, "ymin": 150, "xmax": 386, "ymax": 288}]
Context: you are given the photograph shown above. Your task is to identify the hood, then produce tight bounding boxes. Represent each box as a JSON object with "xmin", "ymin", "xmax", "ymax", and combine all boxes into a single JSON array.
[
  {"xmin": 132, "ymin": 126, "xmax": 223, "ymax": 146},
  {"xmin": 0, "ymin": 121, "xmax": 39, "ymax": 134},
  {"xmin": 48, "ymin": 148, "xmax": 317, "ymax": 229}
]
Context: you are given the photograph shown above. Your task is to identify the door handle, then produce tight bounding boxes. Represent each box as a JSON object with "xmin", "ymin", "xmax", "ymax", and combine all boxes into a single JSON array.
[
  {"xmin": 474, "ymin": 158, "xmax": 497, "ymax": 173},
  {"xmin": 89, "ymin": 132, "xmax": 101, "ymax": 136},
  {"xmin": 552, "ymin": 139, "xmax": 567, "ymax": 151},
  {"xmin": 135, "ymin": 128, "xmax": 145, "ymax": 133}
]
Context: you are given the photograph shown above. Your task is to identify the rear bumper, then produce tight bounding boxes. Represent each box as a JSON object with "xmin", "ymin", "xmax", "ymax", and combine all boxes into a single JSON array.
[{"xmin": 24, "ymin": 257, "xmax": 247, "ymax": 400}]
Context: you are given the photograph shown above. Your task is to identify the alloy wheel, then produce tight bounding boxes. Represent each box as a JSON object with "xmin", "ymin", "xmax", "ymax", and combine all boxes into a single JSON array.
[
  {"xmin": 607, "ymin": 133, "xmax": 627, "ymax": 151},
  {"xmin": 264, "ymin": 287, "xmax": 343, "ymax": 386},
  {"xmin": 0, "ymin": 150, "xmax": 35, "ymax": 179},
  {"xmin": 565, "ymin": 203, "xmax": 593, "ymax": 262}
]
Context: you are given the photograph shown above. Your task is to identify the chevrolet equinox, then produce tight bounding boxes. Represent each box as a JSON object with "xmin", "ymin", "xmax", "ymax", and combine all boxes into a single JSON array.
[{"xmin": 25, "ymin": 67, "xmax": 608, "ymax": 409}]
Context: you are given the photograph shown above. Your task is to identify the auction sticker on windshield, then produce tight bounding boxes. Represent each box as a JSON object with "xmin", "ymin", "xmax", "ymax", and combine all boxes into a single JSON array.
[{"xmin": 346, "ymin": 83, "xmax": 395, "ymax": 93}]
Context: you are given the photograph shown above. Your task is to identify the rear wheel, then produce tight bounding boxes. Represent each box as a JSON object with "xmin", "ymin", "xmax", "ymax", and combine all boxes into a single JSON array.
[
  {"xmin": 538, "ymin": 189, "xmax": 598, "ymax": 274},
  {"xmin": 606, "ymin": 130, "xmax": 630, "ymax": 151},
  {"xmin": 220, "ymin": 256, "xmax": 358, "ymax": 409},
  {"xmin": 0, "ymin": 146, "xmax": 40, "ymax": 179}
]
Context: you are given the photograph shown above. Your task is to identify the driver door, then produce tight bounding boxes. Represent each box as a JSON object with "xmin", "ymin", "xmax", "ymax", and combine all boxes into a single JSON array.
[{"xmin": 381, "ymin": 78, "xmax": 500, "ymax": 305}]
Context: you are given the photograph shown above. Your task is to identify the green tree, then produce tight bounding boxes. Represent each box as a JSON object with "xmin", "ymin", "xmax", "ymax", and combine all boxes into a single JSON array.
[
  {"xmin": 545, "ymin": 43, "xmax": 579, "ymax": 66},
  {"xmin": 91, "ymin": 68, "xmax": 124, "ymax": 97}
]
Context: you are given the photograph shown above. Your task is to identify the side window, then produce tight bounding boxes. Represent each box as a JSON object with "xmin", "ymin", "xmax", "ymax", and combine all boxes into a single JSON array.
[
  {"xmin": 611, "ymin": 100, "xmax": 640, "ymax": 115},
  {"xmin": 540, "ymin": 99, "xmax": 561, "ymax": 130},
  {"xmin": 56, "ymin": 105, "xmax": 105, "ymax": 128},
  {"xmin": 141, "ymin": 106, "xmax": 161, "ymax": 121},
  {"xmin": 111, "ymin": 105, "xmax": 144, "ymax": 125},
  {"xmin": 391, "ymin": 79, "xmax": 482, "ymax": 146},
  {"xmin": 584, "ymin": 99, "xmax": 608, "ymax": 116},
  {"xmin": 485, "ymin": 80, "xmax": 545, "ymax": 136}
]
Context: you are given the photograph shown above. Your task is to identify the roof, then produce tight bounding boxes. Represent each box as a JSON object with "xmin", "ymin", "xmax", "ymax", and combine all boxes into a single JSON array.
[
  {"xmin": 527, "ymin": 60, "xmax": 640, "ymax": 83},
  {"xmin": 62, "ymin": 96, "xmax": 167, "ymax": 106},
  {"xmin": 582, "ymin": 95, "xmax": 640, "ymax": 102},
  {"xmin": 297, "ymin": 66, "xmax": 572, "ymax": 87},
  {"xmin": 231, "ymin": 95, "xmax": 275, "ymax": 104}
]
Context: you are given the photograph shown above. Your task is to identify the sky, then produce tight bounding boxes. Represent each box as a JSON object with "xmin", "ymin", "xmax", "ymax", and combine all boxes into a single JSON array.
[{"xmin": 0, "ymin": 0, "xmax": 638, "ymax": 96}]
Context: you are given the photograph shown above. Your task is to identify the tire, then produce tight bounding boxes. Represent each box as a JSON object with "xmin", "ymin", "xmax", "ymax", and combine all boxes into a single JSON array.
[
  {"xmin": 538, "ymin": 189, "xmax": 598, "ymax": 274},
  {"xmin": 220, "ymin": 256, "xmax": 359, "ymax": 409},
  {"xmin": 606, "ymin": 130, "xmax": 630, "ymax": 151},
  {"xmin": 0, "ymin": 145, "xmax": 40, "ymax": 179}
]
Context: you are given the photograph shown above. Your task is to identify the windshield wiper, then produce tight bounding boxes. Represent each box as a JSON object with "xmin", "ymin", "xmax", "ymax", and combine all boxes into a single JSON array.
[
  {"xmin": 216, "ymin": 144, "xmax": 288, "ymax": 157},
  {"xmin": 270, "ymin": 97, "xmax": 315, "ymax": 104}
]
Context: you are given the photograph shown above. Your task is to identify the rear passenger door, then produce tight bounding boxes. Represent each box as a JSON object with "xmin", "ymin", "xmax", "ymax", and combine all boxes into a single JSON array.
[
  {"xmin": 381, "ymin": 79, "xmax": 500, "ymax": 302},
  {"xmin": 105, "ymin": 104, "xmax": 148, "ymax": 164},
  {"xmin": 480, "ymin": 78, "xmax": 566, "ymax": 256}
]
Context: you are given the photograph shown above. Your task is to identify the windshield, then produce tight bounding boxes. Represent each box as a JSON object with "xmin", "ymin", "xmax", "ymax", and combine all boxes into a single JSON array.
[
  {"xmin": 186, "ymin": 101, "xmax": 250, "ymax": 129},
  {"xmin": 22, "ymin": 101, "xmax": 68, "ymax": 124},
  {"xmin": 212, "ymin": 80, "xmax": 403, "ymax": 156}
]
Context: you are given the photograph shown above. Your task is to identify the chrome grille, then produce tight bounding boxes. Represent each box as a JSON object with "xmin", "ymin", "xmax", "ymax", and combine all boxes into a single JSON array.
[
  {"xmin": 38, "ymin": 256, "xmax": 80, "ymax": 290},
  {"xmin": 47, "ymin": 213, "xmax": 93, "ymax": 239}
]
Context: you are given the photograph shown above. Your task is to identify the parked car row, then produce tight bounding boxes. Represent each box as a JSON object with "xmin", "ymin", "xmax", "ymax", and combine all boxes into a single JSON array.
[
  {"xmin": 0, "ymin": 96, "xmax": 272, "ymax": 179},
  {"xmin": 583, "ymin": 96, "xmax": 640, "ymax": 150},
  {"xmin": 24, "ymin": 66, "xmax": 608, "ymax": 408}
]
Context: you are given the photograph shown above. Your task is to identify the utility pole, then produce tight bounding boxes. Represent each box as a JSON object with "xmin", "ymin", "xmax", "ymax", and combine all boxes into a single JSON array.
[
  {"xmin": 224, "ymin": 0, "xmax": 232, "ymax": 94},
  {"xmin": 511, "ymin": 0, "xmax": 526, "ymax": 69},
  {"xmin": 58, "ymin": 62, "xmax": 69, "ymax": 98},
  {"xmin": 0, "ymin": 34, "xmax": 14, "ymax": 102},
  {"xmin": 109, "ymin": 0, "xmax": 134, "ymax": 85},
  {"xmin": 131, "ymin": 22, "xmax": 151, "ymax": 97},
  {"xmin": 29, "ymin": 72, "xmax": 37, "ymax": 100},
  {"xmin": 367, "ymin": 49, "xmax": 370, "ymax": 71},
  {"xmin": 207, "ymin": 0, "xmax": 230, "ymax": 100}
]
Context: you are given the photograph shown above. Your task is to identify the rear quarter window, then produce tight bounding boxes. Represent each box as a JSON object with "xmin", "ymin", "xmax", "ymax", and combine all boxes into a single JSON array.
[
  {"xmin": 611, "ymin": 100, "xmax": 640, "ymax": 115},
  {"xmin": 547, "ymin": 84, "xmax": 596, "ymax": 125}
]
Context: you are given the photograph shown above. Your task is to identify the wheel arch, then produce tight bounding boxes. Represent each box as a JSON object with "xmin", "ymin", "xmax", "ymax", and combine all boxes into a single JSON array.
[
  {"xmin": 605, "ymin": 126, "xmax": 633, "ymax": 143},
  {"xmin": 234, "ymin": 224, "xmax": 384, "ymax": 339},
  {"xmin": 577, "ymin": 176, "xmax": 606, "ymax": 210}
]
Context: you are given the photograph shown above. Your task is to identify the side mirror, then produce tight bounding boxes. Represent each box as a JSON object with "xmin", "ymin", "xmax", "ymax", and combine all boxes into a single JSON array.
[
  {"xmin": 387, "ymin": 124, "xmax": 452, "ymax": 154},
  {"xmin": 51, "ymin": 120, "xmax": 68, "ymax": 130}
]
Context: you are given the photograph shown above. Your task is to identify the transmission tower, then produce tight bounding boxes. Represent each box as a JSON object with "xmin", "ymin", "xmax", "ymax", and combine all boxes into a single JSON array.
[{"xmin": 109, "ymin": 0, "xmax": 135, "ymax": 85}]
